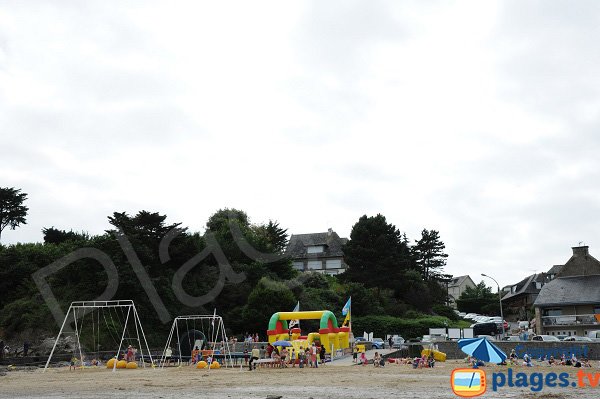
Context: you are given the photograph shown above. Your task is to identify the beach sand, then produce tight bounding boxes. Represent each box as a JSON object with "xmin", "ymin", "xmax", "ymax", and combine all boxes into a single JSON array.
[{"xmin": 0, "ymin": 360, "xmax": 598, "ymax": 398}]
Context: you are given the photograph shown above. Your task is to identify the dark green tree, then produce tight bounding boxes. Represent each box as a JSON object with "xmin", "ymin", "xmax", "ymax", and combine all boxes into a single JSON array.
[
  {"xmin": 42, "ymin": 227, "xmax": 89, "ymax": 244},
  {"xmin": 0, "ymin": 187, "xmax": 28, "ymax": 242},
  {"xmin": 412, "ymin": 229, "xmax": 448, "ymax": 281},
  {"xmin": 242, "ymin": 277, "xmax": 296, "ymax": 334},
  {"xmin": 455, "ymin": 281, "xmax": 499, "ymax": 315},
  {"xmin": 340, "ymin": 214, "xmax": 413, "ymax": 290}
]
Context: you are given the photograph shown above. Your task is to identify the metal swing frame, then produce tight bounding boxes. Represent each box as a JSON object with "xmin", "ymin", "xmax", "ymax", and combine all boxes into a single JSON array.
[
  {"xmin": 159, "ymin": 314, "xmax": 233, "ymax": 368},
  {"xmin": 43, "ymin": 300, "xmax": 153, "ymax": 372}
]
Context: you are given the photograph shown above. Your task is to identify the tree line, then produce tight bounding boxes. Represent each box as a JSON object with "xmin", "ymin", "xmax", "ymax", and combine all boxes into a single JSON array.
[{"xmin": 0, "ymin": 187, "xmax": 457, "ymax": 346}]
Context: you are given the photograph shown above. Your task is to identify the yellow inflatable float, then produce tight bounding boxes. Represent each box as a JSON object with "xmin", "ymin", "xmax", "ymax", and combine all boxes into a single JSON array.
[
  {"xmin": 196, "ymin": 360, "xmax": 208, "ymax": 369},
  {"xmin": 421, "ymin": 348, "xmax": 447, "ymax": 362}
]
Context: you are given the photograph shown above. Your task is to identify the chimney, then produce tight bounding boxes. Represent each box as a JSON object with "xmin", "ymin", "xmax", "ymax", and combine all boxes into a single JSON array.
[
  {"xmin": 572, "ymin": 245, "xmax": 589, "ymax": 257},
  {"xmin": 327, "ymin": 228, "xmax": 333, "ymax": 236}
]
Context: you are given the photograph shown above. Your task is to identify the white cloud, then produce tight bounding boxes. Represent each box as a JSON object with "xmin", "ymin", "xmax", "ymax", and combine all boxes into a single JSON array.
[{"xmin": 1, "ymin": 0, "xmax": 599, "ymax": 288}]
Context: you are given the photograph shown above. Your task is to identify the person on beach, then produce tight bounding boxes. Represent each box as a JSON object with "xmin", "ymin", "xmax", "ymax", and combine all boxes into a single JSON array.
[
  {"xmin": 249, "ymin": 345, "xmax": 260, "ymax": 370},
  {"xmin": 289, "ymin": 348, "xmax": 296, "ymax": 367},
  {"xmin": 319, "ymin": 345, "xmax": 326, "ymax": 366},
  {"xmin": 70, "ymin": 356, "xmax": 77, "ymax": 371},
  {"xmin": 353, "ymin": 345, "xmax": 358, "ymax": 363},
  {"xmin": 126, "ymin": 345, "xmax": 134, "ymax": 362},
  {"xmin": 311, "ymin": 343, "xmax": 318, "ymax": 368},
  {"xmin": 359, "ymin": 351, "xmax": 368, "ymax": 366},
  {"xmin": 280, "ymin": 347, "xmax": 288, "ymax": 368},
  {"xmin": 298, "ymin": 346, "xmax": 305, "ymax": 368},
  {"xmin": 373, "ymin": 352, "xmax": 381, "ymax": 367},
  {"xmin": 191, "ymin": 346, "xmax": 200, "ymax": 365}
]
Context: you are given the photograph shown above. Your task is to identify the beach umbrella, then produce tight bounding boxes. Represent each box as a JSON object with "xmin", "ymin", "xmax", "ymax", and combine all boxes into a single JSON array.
[
  {"xmin": 272, "ymin": 340, "xmax": 292, "ymax": 347},
  {"xmin": 458, "ymin": 337, "xmax": 507, "ymax": 363}
]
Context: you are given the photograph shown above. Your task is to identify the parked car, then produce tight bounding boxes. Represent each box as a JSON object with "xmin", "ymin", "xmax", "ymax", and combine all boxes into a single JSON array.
[
  {"xmin": 354, "ymin": 337, "xmax": 367, "ymax": 343},
  {"xmin": 563, "ymin": 336, "xmax": 593, "ymax": 342},
  {"xmin": 488, "ymin": 317, "xmax": 509, "ymax": 332},
  {"xmin": 473, "ymin": 322, "xmax": 501, "ymax": 337},
  {"xmin": 588, "ymin": 330, "xmax": 600, "ymax": 341},
  {"xmin": 372, "ymin": 338, "xmax": 385, "ymax": 349},
  {"xmin": 502, "ymin": 335, "xmax": 521, "ymax": 342},
  {"xmin": 532, "ymin": 335, "xmax": 560, "ymax": 342},
  {"xmin": 392, "ymin": 336, "xmax": 406, "ymax": 349}
]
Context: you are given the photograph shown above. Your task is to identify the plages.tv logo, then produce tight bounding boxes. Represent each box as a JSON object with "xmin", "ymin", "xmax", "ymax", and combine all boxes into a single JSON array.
[{"xmin": 451, "ymin": 368, "xmax": 486, "ymax": 397}]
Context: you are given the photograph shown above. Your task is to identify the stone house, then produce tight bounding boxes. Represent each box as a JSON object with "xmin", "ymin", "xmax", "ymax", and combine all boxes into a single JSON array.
[
  {"xmin": 534, "ymin": 246, "xmax": 600, "ymax": 337},
  {"xmin": 286, "ymin": 228, "xmax": 348, "ymax": 276}
]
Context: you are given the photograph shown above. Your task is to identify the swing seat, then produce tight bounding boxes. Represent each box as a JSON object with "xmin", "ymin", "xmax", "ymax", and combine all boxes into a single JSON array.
[
  {"xmin": 126, "ymin": 362, "xmax": 138, "ymax": 369},
  {"xmin": 209, "ymin": 361, "xmax": 220, "ymax": 369},
  {"xmin": 116, "ymin": 360, "xmax": 127, "ymax": 369},
  {"xmin": 106, "ymin": 358, "xmax": 116, "ymax": 369}
]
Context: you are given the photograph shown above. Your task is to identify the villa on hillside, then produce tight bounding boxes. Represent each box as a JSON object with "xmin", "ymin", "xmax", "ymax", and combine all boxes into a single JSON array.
[
  {"xmin": 446, "ymin": 275, "xmax": 475, "ymax": 308},
  {"xmin": 533, "ymin": 245, "xmax": 600, "ymax": 337},
  {"xmin": 286, "ymin": 228, "xmax": 349, "ymax": 276}
]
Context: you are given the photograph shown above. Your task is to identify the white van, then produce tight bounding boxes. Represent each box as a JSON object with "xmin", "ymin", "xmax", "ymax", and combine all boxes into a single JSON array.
[{"xmin": 587, "ymin": 330, "xmax": 600, "ymax": 341}]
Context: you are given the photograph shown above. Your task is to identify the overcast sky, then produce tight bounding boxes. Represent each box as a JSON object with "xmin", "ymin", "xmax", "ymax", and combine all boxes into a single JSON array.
[{"xmin": 1, "ymin": 1, "xmax": 599, "ymax": 289}]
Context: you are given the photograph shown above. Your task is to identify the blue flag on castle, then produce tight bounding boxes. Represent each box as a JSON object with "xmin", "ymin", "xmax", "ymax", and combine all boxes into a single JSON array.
[{"xmin": 342, "ymin": 297, "xmax": 351, "ymax": 316}]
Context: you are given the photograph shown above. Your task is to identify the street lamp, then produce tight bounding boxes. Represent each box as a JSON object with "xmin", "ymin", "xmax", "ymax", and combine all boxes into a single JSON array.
[{"xmin": 481, "ymin": 273, "xmax": 505, "ymax": 337}]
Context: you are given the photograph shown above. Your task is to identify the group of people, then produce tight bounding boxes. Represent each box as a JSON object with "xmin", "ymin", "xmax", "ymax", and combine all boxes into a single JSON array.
[
  {"xmin": 546, "ymin": 353, "xmax": 592, "ymax": 368},
  {"xmin": 248, "ymin": 342, "xmax": 325, "ymax": 370},
  {"xmin": 0, "ymin": 340, "xmax": 29, "ymax": 358},
  {"xmin": 244, "ymin": 333, "xmax": 261, "ymax": 344}
]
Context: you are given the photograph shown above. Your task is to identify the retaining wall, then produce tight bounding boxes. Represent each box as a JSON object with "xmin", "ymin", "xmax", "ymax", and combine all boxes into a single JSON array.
[{"xmin": 435, "ymin": 341, "xmax": 600, "ymax": 360}]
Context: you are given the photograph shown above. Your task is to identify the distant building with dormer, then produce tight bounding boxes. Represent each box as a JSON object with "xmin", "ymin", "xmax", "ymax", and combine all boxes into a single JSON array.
[
  {"xmin": 446, "ymin": 275, "xmax": 476, "ymax": 308},
  {"xmin": 286, "ymin": 228, "xmax": 348, "ymax": 276},
  {"xmin": 534, "ymin": 245, "xmax": 600, "ymax": 337}
]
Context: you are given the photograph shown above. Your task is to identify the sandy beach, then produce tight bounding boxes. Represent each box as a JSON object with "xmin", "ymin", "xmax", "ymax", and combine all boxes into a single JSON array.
[{"xmin": 1, "ymin": 360, "xmax": 599, "ymax": 398}]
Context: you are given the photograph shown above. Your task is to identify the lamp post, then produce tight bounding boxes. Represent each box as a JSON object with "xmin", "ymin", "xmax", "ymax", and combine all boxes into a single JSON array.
[{"xmin": 481, "ymin": 273, "xmax": 505, "ymax": 337}]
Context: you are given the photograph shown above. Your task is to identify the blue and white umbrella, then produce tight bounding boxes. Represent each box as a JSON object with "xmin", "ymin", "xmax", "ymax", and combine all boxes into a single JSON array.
[{"xmin": 458, "ymin": 338, "xmax": 507, "ymax": 363}]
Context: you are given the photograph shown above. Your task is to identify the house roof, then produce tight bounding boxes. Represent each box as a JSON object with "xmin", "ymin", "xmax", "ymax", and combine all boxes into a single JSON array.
[
  {"xmin": 547, "ymin": 265, "xmax": 563, "ymax": 275},
  {"xmin": 556, "ymin": 246, "xmax": 600, "ymax": 277},
  {"xmin": 502, "ymin": 273, "xmax": 546, "ymax": 301},
  {"xmin": 448, "ymin": 275, "xmax": 472, "ymax": 288},
  {"xmin": 286, "ymin": 231, "xmax": 347, "ymax": 259},
  {"xmin": 534, "ymin": 275, "xmax": 600, "ymax": 307}
]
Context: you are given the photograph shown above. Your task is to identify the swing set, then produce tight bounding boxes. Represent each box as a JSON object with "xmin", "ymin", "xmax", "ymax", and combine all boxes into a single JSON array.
[
  {"xmin": 43, "ymin": 300, "xmax": 153, "ymax": 372},
  {"xmin": 159, "ymin": 314, "xmax": 233, "ymax": 368}
]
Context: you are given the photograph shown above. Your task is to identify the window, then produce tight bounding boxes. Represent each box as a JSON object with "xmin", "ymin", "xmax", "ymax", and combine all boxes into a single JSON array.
[
  {"xmin": 544, "ymin": 308, "xmax": 563, "ymax": 316},
  {"xmin": 325, "ymin": 259, "xmax": 342, "ymax": 269},
  {"xmin": 307, "ymin": 260, "xmax": 322, "ymax": 270},
  {"xmin": 307, "ymin": 245, "xmax": 324, "ymax": 254},
  {"xmin": 293, "ymin": 261, "xmax": 304, "ymax": 271},
  {"xmin": 535, "ymin": 282, "xmax": 543, "ymax": 289}
]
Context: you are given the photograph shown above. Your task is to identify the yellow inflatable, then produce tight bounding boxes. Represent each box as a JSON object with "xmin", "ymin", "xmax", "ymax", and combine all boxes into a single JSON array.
[
  {"xmin": 106, "ymin": 358, "xmax": 116, "ymax": 369},
  {"xmin": 116, "ymin": 360, "xmax": 127, "ymax": 369},
  {"xmin": 126, "ymin": 362, "xmax": 138, "ymax": 369},
  {"xmin": 196, "ymin": 361, "xmax": 208, "ymax": 369},
  {"xmin": 209, "ymin": 361, "xmax": 220, "ymax": 369},
  {"xmin": 421, "ymin": 348, "xmax": 447, "ymax": 362}
]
